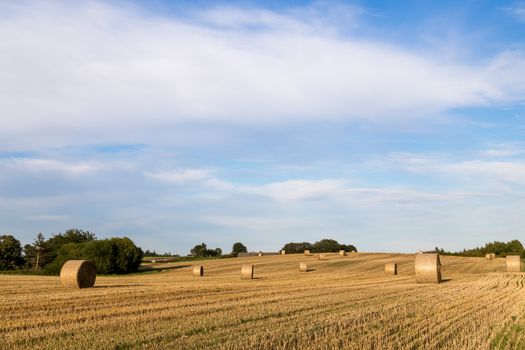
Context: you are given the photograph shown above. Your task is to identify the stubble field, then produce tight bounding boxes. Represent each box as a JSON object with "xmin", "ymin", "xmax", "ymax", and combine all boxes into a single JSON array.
[{"xmin": 1, "ymin": 253, "xmax": 525, "ymax": 349}]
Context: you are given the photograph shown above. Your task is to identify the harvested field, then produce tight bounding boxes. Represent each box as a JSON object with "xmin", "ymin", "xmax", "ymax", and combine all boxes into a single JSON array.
[{"xmin": 1, "ymin": 253, "xmax": 524, "ymax": 350}]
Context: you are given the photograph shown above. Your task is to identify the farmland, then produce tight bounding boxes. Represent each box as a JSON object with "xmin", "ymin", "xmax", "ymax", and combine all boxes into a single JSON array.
[{"xmin": 1, "ymin": 253, "xmax": 525, "ymax": 349}]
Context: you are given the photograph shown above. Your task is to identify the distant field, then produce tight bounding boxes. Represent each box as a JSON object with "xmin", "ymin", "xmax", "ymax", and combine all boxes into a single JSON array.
[{"xmin": 1, "ymin": 253, "xmax": 524, "ymax": 349}]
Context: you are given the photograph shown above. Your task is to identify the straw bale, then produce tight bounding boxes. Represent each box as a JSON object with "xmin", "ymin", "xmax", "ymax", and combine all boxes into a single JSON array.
[
  {"xmin": 258, "ymin": 252, "xmax": 263, "ymax": 257},
  {"xmin": 304, "ymin": 250, "xmax": 311, "ymax": 256},
  {"xmin": 241, "ymin": 264, "xmax": 254, "ymax": 279},
  {"xmin": 485, "ymin": 253, "xmax": 496, "ymax": 260},
  {"xmin": 280, "ymin": 250, "xmax": 286, "ymax": 255},
  {"xmin": 339, "ymin": 250, "xmax": 346, "ymax": 256},
  {"xmin": 415, "ymin": 253, "xmax": 441, "ymax": 283},
  {"xmin": 318, "ymin": 253, "xmax": 326, "ymax": 260},
  {"xmin": 507, "ymin": 255, "xmax": 522, "ymax": 272},
  {"xmin": 60, "ymin": 260, "xmax": 97, "ymax": 289},
  {"xmin": 193, "ymin": 265, "xmax": 204, "ymax": 277},
  {"xmin": 385, "ymin": 262, "xmax": 397, "ymax": 275},
  {"xmin": 299, "ymin": 262, "xmax": 308, "ymax": 272}
]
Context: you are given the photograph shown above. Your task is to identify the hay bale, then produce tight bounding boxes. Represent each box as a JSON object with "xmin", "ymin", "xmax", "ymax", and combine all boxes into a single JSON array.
[
  {"xmin": 506, "ymin": 255, "xmax": 522, "ymax": 272},
  {"xmin": 258, "ymin": 252, "xmax": 263, "ymax": 257},
  {"xmin": 241, "ymin": 264, "xmax": 254, "ymax": 279},
  {"xmin": 485, "ymin": 253, "xmax": 496, "ymax": 260},
  {"xmin": 339, "ymin": 250, "xmax": 346, "ymax": 256},
  {"xmin": 385, "ymin": 262, "xmax": 397, "ymax": 275},
  {"xmin": 415, "ymin": 253, "xmax": 441, "ymax": 283},
  {"xmin": 280, "ymin": 250, "xmax": 286, "ymax": 255},
  {"xmin": 299, "ymin": 262, "xmax": 308, "ymax": 272},
  {"xmin": 193, "ymin": 265, "xmax": 204, "ymax": 277},
  {"xmin": 60, "ymin": 260, "xmax": 97, "ymax": 289},
  {"xmin": 318, "ymin": 253, "xmax": 326, "ymax": 260},
  {"xmin": 304, "ymin": 249, "xmax": 311, "ymax": 256}
]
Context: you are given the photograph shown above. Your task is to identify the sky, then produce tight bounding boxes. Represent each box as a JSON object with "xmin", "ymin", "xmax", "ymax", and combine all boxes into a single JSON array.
[{"xmin": 1, "ymin": 0, "xmax": 525, "ymax": 254}]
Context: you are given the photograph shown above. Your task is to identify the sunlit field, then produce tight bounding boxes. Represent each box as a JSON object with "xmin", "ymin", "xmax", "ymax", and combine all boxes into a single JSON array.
[{"xmin": 1, "ymin": 253, "xmax": 524, "ymax": 349}]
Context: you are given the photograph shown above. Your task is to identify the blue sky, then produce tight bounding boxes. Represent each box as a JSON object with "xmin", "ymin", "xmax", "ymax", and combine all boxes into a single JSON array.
[{"xmin": 1, "ymin": 0, "xmax": 525, "ymax": 254}]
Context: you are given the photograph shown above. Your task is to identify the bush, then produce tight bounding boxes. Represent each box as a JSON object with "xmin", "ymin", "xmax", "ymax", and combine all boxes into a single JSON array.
[{"xmin": 46, "ymin": 237, "xmax": 143, "ymax": 275}]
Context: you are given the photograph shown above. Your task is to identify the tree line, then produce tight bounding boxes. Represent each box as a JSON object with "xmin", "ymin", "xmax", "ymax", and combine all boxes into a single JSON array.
[
  {"xmin": 189, "ymin": 242, "xmax": 247, "ymax": 258},
  {"xmin": 281, "ymin": 238, "xmax": 357, "ymax": 254},
  {"xmin": 435, "ymin": 239, "xmax": 525, "ymax": 258},
  {"xmin": 0, "ymin": 229, "xmax": 143, "ymax": 274}
]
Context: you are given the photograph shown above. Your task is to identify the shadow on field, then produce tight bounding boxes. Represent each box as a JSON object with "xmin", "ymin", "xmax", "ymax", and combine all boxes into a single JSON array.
[
  {"xmin": 137, "ymin": 265, "xmax": 192, "ymax": 273},
  {"xmin": 441, "ymin": 278, "xmax": 452, "ymax": 283},
  {"xmin": 93, "ymin": 284, "xmax": 144, "ymax": 288}
]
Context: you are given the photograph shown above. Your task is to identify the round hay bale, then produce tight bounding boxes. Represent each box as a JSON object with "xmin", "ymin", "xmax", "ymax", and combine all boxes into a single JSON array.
[
  {"xmin": 193, "ymin": 265, "xmax": 204, "ymax": 277},
  {"xmin": 299, "ymin": 262, "xmax": 308, "ymax": 272},
  {"xmin": 339, "ymin": 250, "xmax": 346, "ymax": 256},
  {"xmin": 506, "ymin": 255, "xmax": 522, "ymax": 272},
  {"xmin": 304, "ymin": 249, "xmax": 311, "ymax": 256},
  {"xmin": 60, "ymin": 260, "xmax": 96, "ymax": 289},
  {"xmin": 318, "ymin": 253, "xmax": 326, "ymax": 260},
  {"xmin": 241, "ymin": 264, "xmax": 254, "ymax": 279},
  {"xmin": 485, "ymin": 253, "xmax": 495, "ymax": 260},
  {"xmin": 258, "ymin": 252, "xmax": 263, "ymax": 257},
  {"xmin": 385, "ymin": 262, "xmax": 397, "ymax": 275},
  {"xmin": 280, "ymin": 250, "xmax": 286, "ymax": 255},
  {"xmin": 415, "ymin": 253, "xmax": 441, "ymax": 283}
]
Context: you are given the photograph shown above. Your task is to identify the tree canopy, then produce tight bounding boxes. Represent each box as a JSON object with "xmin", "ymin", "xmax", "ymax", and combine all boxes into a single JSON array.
[
  {"xmin": 281, "ymin": 238, "xmax": 357, "ymax": 253},
  {"xmin": 0, "ymin": 235, "xmax": 23, "ymax": 270},
  {"xmin": 438, "ymin": 240, "xmax": 525, "ymax": 258},
  {"xmin": 231, "ymin": 242, "xmax": 247, "ymax": 256}
]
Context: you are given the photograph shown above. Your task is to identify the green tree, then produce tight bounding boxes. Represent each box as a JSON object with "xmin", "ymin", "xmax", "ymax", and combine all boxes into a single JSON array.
[
  {"xmin": 23, "ymin": 233, "xmax": 49, "ymax": 270},
  {"xmin": 281, "ymin": 242, "xmax": 313, "ymax": 254},
  {"xmin": 0, "ymin": 235, "xmax": 23, "ymax": 270},
  {"xmin": 311, "ymin": 239, "xmax": 341, "ymax": 253},
  {"xmin": 231, "ymin": 242, "xmax": 247, "ymax": 257},
  {"xmin": 191, "ymin": 243, "xmax": 208, "ymax": 257}
]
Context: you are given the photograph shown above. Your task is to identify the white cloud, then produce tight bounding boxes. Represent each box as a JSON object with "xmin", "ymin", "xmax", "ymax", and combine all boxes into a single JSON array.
[
  {"xmin": 239, "ymin": 179, "xmax": 347, "ymax": 201},
  {"xmin": 446, "ymin": 160, "xmax": 525, "ymax": 184},
  {"xmin": 2, "ymin": 158, "xmax": 101, "ymax": 175},
  {"xmin": 483, "ymin": 143, "xmax": 524, "ymax": 157},
  {"xmin": 1, "ymin": 2, "xmax": 525, "ymax": 148},
  {"xmin": 383, "ymin": 152, "xmax": 525, "ymax": 185},
  {"xmin": 26, "ymin": 214, "xmax": 68, "ymax": 222},
  {"xmin": 502, "ymin": 2, "xmax": 525, "ymax": 22},
  {"xmin": 144, "ymin": 169, "xmax": 211, "ymax": 183}
]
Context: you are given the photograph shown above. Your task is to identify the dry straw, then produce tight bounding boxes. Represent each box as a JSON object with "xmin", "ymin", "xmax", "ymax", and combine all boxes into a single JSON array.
[
  {"xmin": 318, "ymin": 253, "xmax": 326, "ymax": 260},
  {"xmin": 60, "ymin": 260, "xmax": 97, "ymax": 289},
  {"xmin": 485, "ymin": 253, "xmax": 496, "ymax": 260},
  {"xmin": 339, "ymin": 250, "xmax": 346, "ymax": 256},
  {"xmin": 280, "ymin": 250, "xmax": 286, "ymax": 255},
  {"xmin": 415, "ymin": 253, "xmax": 441, "ymax": 283},
  {"xmin": 193, "ymin": 265, "xmax": 204, "ymax": 277},
  {"xmin": 241, "ymin": 264, "xmax": 254, "ymax": 279},
  {"xmin": 304, "ymin": 250, "xmax": 311, "ymax": 256},
  {"xmin": 385, "ymin": 262, "xmax": 397, "ymax": 275},
  {"xmin": 506, "ymin": 255, "xmax": 522, "ymax": 272},
  {"xmin": 299, "ymin": 262, "xmax": 308, "ymax": 272}
]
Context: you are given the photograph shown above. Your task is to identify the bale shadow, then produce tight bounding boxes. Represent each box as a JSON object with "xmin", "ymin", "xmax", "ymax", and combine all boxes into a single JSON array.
[
  {"xmin": 137, "ymin": 264, "xmax": 192, "ymax": 273},
  {"xmin": 441, "ymin": 278, "xmax": 452, "ymax": 283},
  {"xmin": 93, "ymin": 284, "xmax": 144, "ymax": 288}
]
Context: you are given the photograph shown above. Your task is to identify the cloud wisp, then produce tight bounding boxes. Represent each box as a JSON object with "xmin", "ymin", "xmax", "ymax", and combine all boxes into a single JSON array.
[{"xmin": 1, "ymin": 1, "xmax": 525, "ymax": 149}]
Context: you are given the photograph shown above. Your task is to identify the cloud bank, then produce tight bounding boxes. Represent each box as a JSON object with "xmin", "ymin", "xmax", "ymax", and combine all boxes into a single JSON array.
[{"xmin": 1, "ymin": 1, "xmax": 525, "ymax": 149}]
